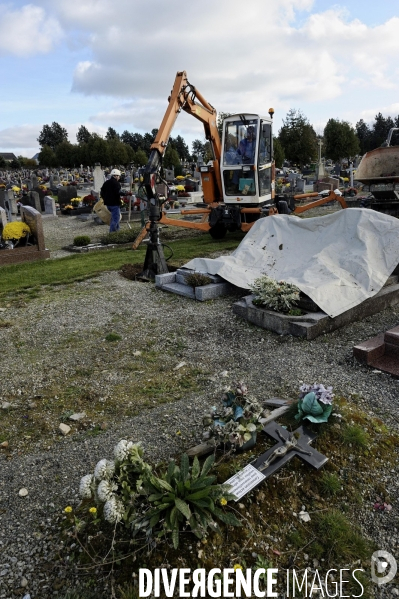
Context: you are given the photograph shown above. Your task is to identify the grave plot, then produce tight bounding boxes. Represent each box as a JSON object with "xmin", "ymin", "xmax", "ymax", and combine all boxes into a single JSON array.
[
  {"xmin": 0, "ymin": 205, "xmax": 50, "ymax": 265},
  {"xmin": 353, "ymin": 324, "xmax": 399, "ymax": 378},
  {"xmin": 233, "ymin": 273, "xmax": 399, "ymax": 340}
]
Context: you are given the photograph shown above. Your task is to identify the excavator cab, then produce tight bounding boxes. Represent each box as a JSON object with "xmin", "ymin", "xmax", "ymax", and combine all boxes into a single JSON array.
[{"xmin": 220, "ymin": 114, "xmax": 274, "ymax": 207}]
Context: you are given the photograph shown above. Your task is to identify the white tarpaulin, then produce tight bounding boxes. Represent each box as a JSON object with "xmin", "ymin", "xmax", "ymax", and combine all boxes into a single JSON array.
[{"xmin": 184, "ymin": 208, "xmax": 399, "ymax": 318}]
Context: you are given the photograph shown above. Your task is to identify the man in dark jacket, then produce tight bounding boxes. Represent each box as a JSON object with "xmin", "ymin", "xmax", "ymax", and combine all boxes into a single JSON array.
[{"xmin": 100, "ymin": 168, "xmax": 124, "ymax": 232}]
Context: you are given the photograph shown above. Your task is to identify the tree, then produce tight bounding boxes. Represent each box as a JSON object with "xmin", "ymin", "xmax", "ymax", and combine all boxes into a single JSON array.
[
  {"xmin": 55, "ymin": 141, "xmax": 76, "ymax": 167},
  {"xmin": 105, "ymin": 127, "xmax": 120, "ymax": 141},
  {"xmin": 273, "ymin": 137, "xmax": 284, "ymax": 168},
  {"xmin": 192, "ymin": 139, "xmax": 206, "ymax": 160},
  {"xmin": 323, "ymin": 119, "xmax": 360, "ymax": 162},
  {"xmin": 38, "ymin": 145, "xmax": 57, "ymax": 167},
  {"xmin": 0, "ymin": 156, "xmax": 6, "ymax": 168},
  {"xmin": 163, "ymin": 145, "xmax": 181, "ymax": 169},
  {"xmin": 278, "ymin": 109, "xmax": 317, "ymax": 166},
  {"xmin": 108, "ymin": 139, "xmax": 128, "ymax": 165},
  {"xmin": 372, "ymin": 113, "xmax": 395, "ymax": 148},
  {"xmin": 134, "ymin": 149, "xmax": 148, "ymax": 167},
  {"xmin": 356, "ymin": 119, "xmax": 372, "ymax": 155},
  {"xmin": 87, "ymin": 134, "xmax": 110, "ymax": 166},
  {"xmin": 17, "ymin": 156, "xmax": 37, "ymax": 168},
  {"xmin": 37, "ymin": 122, "xmax": 68, "ymax": 150},
  {"xmin": 173, "ymin": 135, "xmax": 190, "ymax": 162},
  {"xmin": 76, "ymin": 125, "xmax": 92, "ymax": 144},
  {"xmin": 10, "ymin": 158, "xmax": 21, "ymax": 169}
]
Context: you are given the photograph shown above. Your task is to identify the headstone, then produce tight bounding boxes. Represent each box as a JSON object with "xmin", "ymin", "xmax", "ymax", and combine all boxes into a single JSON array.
[
  {"xmin": 30, "ymin": 190, "xmax": 42, "ymax": 213},
  {"xmin": 31, "ymin": 175, "xmax": 38, "ymax": 188},
  {"xmin": 225, "ymin": 422, "xmax": 327, "ymax": 501},
  {"xmin": 57, "ymin": 185, "xmax": 78, "ymax": 207},
  {"xmin": 93, "ymin": 164, "xmax": 105, "ymax": 194},
  {"xmin": 49, "ymin": 174, "xmax": 60, "ymax": 189},
  {"xmin": 0, "ymin": 188, "xmax": 5, "ymax": 209},
  {"xmin": 20, "ymin": 205, "xmax": 46, "ymax": 250},
  {"xmin": 0, "ymin": 206, "xmax": 7, "ymax": 228},
  {"xmin": 44, "ymin": 196, "xmax": 57, "ymax": 216},
  {"xmin": 25, "ymin": 179, "xmax": 33, "ymax": 191},
  {"xmin": 4, "ymin": 191, "xmax": 18, "ymax": 221}
]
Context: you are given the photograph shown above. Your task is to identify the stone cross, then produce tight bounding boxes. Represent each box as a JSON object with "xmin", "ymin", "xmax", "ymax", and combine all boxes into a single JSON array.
[
  {"xmin": 93, "ymin": 163, "xmax": 105, "ymax": 193},
  {"xmin": 225, "ymin": 421, "xmax": 328, "ymax": 501}
]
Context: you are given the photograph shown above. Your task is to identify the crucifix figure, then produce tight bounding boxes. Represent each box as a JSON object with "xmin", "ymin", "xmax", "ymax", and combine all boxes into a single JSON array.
[{"xmin": 251, "ymin": 421, "xmax": 328, "ymax": 479}]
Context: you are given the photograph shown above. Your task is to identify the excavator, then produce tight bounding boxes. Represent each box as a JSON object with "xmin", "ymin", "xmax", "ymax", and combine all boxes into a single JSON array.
[{"xmin": 136, "ymin": 71, "xmax": 346, "ymax": 278}]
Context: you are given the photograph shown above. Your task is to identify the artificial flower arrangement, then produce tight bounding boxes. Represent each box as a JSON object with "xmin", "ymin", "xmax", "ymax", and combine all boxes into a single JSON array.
[
  {"xmin": 203, "ymin": 382, "xmax": 265, "ymax": 450},
  {"xmin": 295, "ymin": 383, "xmax": 334, "ymax": 423},
  {"xmin": 78, "ymin": 440, "xmax": 239, "ymax": 548},
  {"xmin": 250, "ymin": 274, "xmax": 301, "ymax": 314}
]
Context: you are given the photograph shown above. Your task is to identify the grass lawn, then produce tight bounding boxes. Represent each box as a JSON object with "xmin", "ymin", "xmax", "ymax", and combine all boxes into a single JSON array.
[{"xmin": 0, "ymin": 230, "xmax": 244, "ymax": 298}]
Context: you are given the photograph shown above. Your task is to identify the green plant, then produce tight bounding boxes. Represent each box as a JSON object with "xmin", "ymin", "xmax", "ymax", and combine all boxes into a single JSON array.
[
  {"xmin": 342, "ymin": 424, "xmax": 369, "ymax": 448},
  {"xmin": 143, "ymin": 453, "xmax": 240, "ymax": 548},
  {"xmin": 313, "ymin": 509, "xmax": 371, "ymax": 563},
  {"xmin": 105, "ymin": 333, "xmax": 122, "ymax": 342},
  {"xmin": 73, "ymin": 235, "xmax": 91, "ymax": 247},
  {"xmin": 185, "ymin": 272, "xmax": 212, "ymax": 288},
  {"xmin": 250, "ymin": 275, "xmax": 300, "ymax": 313},
  {"xmin": 101, "ymin": 229, "xmax": 138, "ymax": 245},
  {"xmin": 319, "ymin": 472, "xmax": 341, "ymax": 496},
  {"xmin": 295, "ymin": 383, "xmax": 334, "ymax": 424}
]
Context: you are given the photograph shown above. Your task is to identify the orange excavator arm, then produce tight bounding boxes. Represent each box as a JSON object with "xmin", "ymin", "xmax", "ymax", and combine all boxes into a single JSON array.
[{"xmin": 144, "ymin": 70, "xmax": 223, "ymax": 203}]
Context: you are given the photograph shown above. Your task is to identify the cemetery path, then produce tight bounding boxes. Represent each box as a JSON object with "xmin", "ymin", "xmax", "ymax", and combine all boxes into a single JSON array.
[{"xmin": 0, "ymin": 270, "xmax": 398, "ymax": 597}]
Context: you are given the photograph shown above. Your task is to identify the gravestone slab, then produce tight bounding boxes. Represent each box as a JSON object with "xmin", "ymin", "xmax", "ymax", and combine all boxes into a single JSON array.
[
  {"xmin": 57, "ymin": 185, "xmax": 78, "ymax": 207},
  {"xmin": 0, "ymin": 206, "xmax": 50, "ymax": 265},
  {"xmin": 4, "ymin": 192, "xmax": 18, "ymax": 222},
  {"xmin": 0, "ymin": 206, "xmax": 7, "ymax": 228},
  {"xmin": 50, "ymin": 174, "xmax": 60, "ymax": 189},
  {"xmin": 0, "ymin": 188, "xmax": 5, "ymax": 209},
  {"xmin": 30, "ymin": 190, "xmax": 42, "ymax": 213},
  {"xmin": 44, "ymin": 196, "xmax": 57, "ymax": 216},
  {"xmin": 93, "ymin": 164, "xmax": 105, "ymax": 194},
  {"xmin": 31, "ymin": 175, "xmax": 39, "ymax": 188}
]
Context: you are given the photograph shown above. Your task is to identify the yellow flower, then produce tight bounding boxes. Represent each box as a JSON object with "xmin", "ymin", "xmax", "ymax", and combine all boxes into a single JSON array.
[
  {"xmin": 2, "ymin": 222, "xmax": 31, "ymax": 241},
  {"xmin": 176, "ymin": 430, "xmax": 181, "ymax": 435},
  {"xmin": 89, "ymin": 507, "xmax": 97, "ymax": 515},
  {"xmin": 220, "ymin": 498, "xmax": 227, "ymax": 506},
  {"xmin": 64, "ymin": 506, "xmax": 73, "ymax": 513},
  {"xmin": 233, "ymin": 564, "xmax": 243, "ymax": 572}
]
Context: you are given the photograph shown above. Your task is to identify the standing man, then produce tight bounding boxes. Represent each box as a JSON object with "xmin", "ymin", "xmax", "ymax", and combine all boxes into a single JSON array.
[{"xmin": 100, "ymin": 169, "xmax": 124, "ymax": 233}]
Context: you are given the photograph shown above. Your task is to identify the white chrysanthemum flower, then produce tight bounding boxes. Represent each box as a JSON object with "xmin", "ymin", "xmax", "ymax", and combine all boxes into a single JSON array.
[
  {"xmin": 94, "ymin": 459, "xmax": 115, "ymax": 481},
  {"xmin": 79, "ymin": 474, "xmax": 94, "ymax": 499},
  {"xmin": 103, "ymin": 496, "xmax": 125, "ymax": 524},
  {"xmin": 114, "ymin": 440, "xmax": 135, "ymax": 462},
  {"xmin": 97, "ymin": 479, "xmax": 118, "ymax": 503}
]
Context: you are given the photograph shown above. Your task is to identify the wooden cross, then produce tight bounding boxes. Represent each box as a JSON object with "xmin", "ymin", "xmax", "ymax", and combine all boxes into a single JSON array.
[{"xmin": 251, "ymin": 421, "xmax": 328, "ymax": 478}]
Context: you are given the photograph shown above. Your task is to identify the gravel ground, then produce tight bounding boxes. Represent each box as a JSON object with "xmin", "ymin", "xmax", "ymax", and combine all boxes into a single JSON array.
[{"xmin": 0, "ymin": 213, "xmax": 398, "ymax": 598}]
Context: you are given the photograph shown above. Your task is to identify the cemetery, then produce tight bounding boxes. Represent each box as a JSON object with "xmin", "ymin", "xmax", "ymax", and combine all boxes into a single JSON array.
[{"xmin": 0, "ymin": 135, "xmax": 398, "ymax": 599}]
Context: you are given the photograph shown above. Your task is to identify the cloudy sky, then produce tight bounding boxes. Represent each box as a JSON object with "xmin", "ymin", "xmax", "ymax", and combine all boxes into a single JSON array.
[{"xmin": 0, "ymin": 0, "xmax": 398, "ymax": 158}]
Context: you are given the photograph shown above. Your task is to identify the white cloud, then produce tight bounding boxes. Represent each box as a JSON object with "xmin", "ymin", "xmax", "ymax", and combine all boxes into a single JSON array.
[{"xmin": 0, "ymin": 4, "xmax": 63, "ymax": 57}]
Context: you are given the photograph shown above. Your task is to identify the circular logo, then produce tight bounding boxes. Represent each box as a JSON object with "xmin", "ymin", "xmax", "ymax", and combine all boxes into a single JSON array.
[{"xmin": 371, "ymin": 550, "xmax": 397, "ymax": 585}]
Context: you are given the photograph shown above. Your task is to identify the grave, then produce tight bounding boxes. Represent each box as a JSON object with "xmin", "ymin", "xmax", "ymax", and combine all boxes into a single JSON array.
[
  {"xmin": 233, "ymin": 273, "xmax": 399, "ymax": 340},
  {"xmin": 44, "ymin": 196, "xmax": 57, "ymax": 217},
  {"xmin": 0, "ymin": 188, "xmax": 5, "ymax": 209},
  {"xmin": 4, "ymin": 192, "xmax": 18, "ymax": 221},
  {"xmin": 0, "ymin": 205, "xmax": 50, "ymax": 265},
  {"xmin": 353, "ymin": 325, "xmax": 399, "ymax": 378},
  {"xmin": 93, "ymin": 164, "xmax": 105, "ymax": 194},
  {"xmin": 225, "ymin": 421, "xmax": 327, "ymax": 501},
  {"xmin": 155, "ymin": 268, "xmax": 235, "ymax": 301},
  {"xmin": 57, "ymin": 185, "xmax": 78, "ymax": 208}
]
